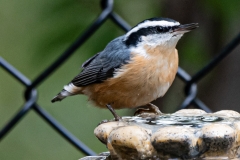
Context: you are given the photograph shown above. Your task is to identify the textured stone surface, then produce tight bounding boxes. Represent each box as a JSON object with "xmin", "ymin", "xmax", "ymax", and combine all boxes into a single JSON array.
[
  {"xmin": 151, "ymin": 126, "xmax": 199, "ymax": 158},
  {"xmin": 83, "ymin": 109, "xmax": 240, "ymax": 160},
  {"xmin": 107, "ymin": 125, "xmax": 154, "ymax": 159}
]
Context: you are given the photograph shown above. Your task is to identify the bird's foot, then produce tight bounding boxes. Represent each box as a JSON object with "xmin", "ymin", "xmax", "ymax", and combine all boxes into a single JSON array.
[
  {"xmin": 106, "ymin": 104, "xmax": 122, "ymax": 121},
  {"xmin": 98, "ymin": 119, "xmax": 110, "ymax": 126},
  {"xmin": 134, "ymin": 103, "xmax": 162, "ymax": 119},
  {"xmin": 97, "ymin": 117, "xmax": 123, "ymax": 126},
  {"xmin": 97, "ymin": 105, "xmax": 122, "ymax": 126}
]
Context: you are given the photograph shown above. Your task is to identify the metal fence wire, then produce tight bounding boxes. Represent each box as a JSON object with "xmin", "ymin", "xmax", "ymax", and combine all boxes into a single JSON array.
[{"xmin": 1, "ymin": 0, "xmax": 240, "ymax": 156}]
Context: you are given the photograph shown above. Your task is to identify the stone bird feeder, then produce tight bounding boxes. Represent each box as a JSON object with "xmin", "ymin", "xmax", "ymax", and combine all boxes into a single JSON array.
[{"xmin": 80, "ymin": 109, "xmax": 240, "ymax": 160}]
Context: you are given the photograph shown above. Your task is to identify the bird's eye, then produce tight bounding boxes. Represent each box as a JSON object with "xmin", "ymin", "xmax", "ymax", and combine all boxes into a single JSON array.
[{"xmin": 156, "ymin": 26, "xmax": 163, "ymax": 32}]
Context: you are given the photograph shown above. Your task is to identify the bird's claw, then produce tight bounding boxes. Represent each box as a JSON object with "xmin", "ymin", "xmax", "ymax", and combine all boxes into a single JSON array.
[
  {"xmin": 134, "ymin": 103, "xmax": 162, "ymax": 119},
  {"xmin": 98, "ymin": 117, "xmax": 122, "ymax": 126}
]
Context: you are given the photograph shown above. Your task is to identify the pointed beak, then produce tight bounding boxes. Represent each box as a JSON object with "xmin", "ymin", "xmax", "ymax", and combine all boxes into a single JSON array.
[{"xmin": 173, "ymin": 23, "xmax": 199, "ymax": 35}]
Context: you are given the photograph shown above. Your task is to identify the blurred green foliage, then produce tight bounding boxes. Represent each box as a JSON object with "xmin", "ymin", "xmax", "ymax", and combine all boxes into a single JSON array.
[{"xmin": 0, "ymin": 0, "xmax": 239, "ymax": 159}]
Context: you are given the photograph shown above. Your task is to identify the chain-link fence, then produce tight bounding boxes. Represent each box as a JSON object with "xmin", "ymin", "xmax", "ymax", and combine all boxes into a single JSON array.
[{"xmin": 1, "ymin": 0, "xmax": 240, "ymax": 157}]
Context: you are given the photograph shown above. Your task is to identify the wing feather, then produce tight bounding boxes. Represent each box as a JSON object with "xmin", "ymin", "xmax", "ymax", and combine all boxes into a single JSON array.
[{"xmin": 71, "ymin": 36, "xmax": 130, "ymax": 87}]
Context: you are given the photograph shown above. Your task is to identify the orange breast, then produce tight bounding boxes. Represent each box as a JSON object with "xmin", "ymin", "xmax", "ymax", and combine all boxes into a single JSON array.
[{"xmin": 81, "ymin": 47, "xmax": 178, "ymax": 109}]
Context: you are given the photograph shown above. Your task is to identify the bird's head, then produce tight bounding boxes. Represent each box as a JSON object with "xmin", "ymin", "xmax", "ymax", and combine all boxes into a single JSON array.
[{"xmin": 124, "ymin": 17, "xmax": 198, "ymax": 48}]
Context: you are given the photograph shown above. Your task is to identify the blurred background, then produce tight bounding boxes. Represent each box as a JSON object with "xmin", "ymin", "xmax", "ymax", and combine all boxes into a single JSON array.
[{"xmin": 0, "ymin": 0, "xmax": 240, "ymax": 159}]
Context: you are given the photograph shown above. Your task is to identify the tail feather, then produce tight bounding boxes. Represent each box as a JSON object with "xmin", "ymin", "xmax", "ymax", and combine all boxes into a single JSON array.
[
  {"xmin": 51, "ymin": 89, "xmax": 74, "ymax": 103},
  {"xmin": 52, "ymin": 83, "xmax": 82, "ymax": 103}
]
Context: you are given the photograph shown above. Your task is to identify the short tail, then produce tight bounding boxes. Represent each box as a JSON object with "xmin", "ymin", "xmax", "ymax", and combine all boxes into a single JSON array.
[
  {"xmin": 51, "ymin": 83, "xmax": 82, "ymax": 103},
  {"xmin": 51, "ymin": 89, "xmax": 74, "ymax": 103}
]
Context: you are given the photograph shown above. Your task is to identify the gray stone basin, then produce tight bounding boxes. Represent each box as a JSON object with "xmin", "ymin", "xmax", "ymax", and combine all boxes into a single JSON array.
[{"xmin": 81, "ymin": 109, "xmax": 240, "ymax": 160}]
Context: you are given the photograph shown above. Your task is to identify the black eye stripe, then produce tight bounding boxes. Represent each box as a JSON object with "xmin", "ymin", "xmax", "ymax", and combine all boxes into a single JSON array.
[
  {"xmin": 156, "ymin": 26, "xmax": 174, "ymax": 32},
  {"xmin": 125, "ymin": 25, "xmax": 178, "ymax": 47},
  {"xmin": 157, "ymin": 26, "xmax": 163, "ymax": 32}
]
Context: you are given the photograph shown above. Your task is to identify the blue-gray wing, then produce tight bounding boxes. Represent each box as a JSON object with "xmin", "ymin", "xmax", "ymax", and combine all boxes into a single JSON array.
[{"xmin": 71, "ymin": 36, "xmax": 130, "ymax": 86}]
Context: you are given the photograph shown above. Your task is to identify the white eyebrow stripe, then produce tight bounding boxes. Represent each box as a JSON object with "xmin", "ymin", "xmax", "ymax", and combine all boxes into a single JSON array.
[{"xmin": 124, "ymin": 20, "xmax": 180, "ymax": 40}]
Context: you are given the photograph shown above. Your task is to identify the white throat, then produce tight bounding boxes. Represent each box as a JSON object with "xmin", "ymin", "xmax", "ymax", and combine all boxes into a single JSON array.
[
  {"xmin": 141, "ymin": 33, "xmax": 182, "ymax": 48},
  {"xmin": 129, "ymin": 34, "xmax": 182, "ymax": 59}
]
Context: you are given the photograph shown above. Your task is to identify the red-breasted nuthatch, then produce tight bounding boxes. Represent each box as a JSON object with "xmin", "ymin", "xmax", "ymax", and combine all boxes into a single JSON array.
[{"xmin": 52, "ymin": 17, "xmax": 198, "ymax": 120}]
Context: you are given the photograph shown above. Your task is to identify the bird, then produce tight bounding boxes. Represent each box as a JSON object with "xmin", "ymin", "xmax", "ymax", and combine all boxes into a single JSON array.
[{"xmin": 51, "ymin": 17, "xmax": 198, "ymax": 121}]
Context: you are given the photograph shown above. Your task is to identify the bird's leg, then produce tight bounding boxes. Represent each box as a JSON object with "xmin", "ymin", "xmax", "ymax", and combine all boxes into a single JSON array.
[
  {"xmin": 134, "ymin": 103, "xmax": 162, "ymax": 118},
  {"xmin": 106, "ymin": 104, "xmax": 122, "ymax": 121}
]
